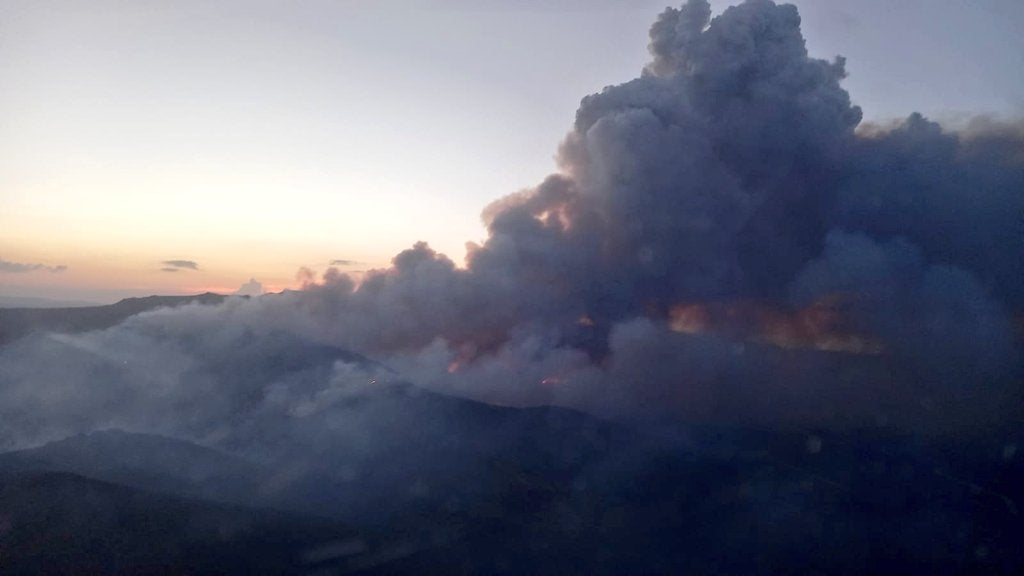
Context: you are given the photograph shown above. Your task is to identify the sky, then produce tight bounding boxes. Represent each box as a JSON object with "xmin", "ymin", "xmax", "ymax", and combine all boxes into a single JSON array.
[{"xmin": 2, "ymin": 0, "xmax": 1022, "ymax": 303}]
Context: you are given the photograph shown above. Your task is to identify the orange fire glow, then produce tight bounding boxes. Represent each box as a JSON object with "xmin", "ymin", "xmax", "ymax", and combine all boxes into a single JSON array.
[{"xmin": 668, "ymin": 296, "xmax": 882, "ymax": 354}]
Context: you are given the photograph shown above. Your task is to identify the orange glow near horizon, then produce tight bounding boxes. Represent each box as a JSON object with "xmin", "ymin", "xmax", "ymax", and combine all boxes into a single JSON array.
[{"xmin": 0, "ymin": 228, "xmax": 396, "ymax": 302}]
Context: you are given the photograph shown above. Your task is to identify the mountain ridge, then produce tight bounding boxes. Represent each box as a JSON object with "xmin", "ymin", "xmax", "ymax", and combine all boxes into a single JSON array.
[{"xmin": 0, "ymin": 292, "xmax": 231, "ymax": 345}]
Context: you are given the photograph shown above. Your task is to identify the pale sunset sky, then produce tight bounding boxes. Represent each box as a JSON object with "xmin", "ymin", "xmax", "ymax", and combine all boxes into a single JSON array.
[{"xmin": 2, "ymin": 0, "xmax": 1022, "ymax": 303}]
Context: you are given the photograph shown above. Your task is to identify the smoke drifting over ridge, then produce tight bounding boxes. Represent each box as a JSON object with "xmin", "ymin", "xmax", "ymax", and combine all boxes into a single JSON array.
[{"xmin": 1, "ymin": 0, "xmax": 1022, "ymax": 448}]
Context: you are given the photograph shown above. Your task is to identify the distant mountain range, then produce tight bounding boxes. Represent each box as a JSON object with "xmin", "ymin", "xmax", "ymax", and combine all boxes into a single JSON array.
[
  {"xmin": 0, "ymin": 293, "xmax": 229, "ymax": 345},
  {"xmin": 0, "ymin": 295, "xmax": 101, "ymax": 308}
]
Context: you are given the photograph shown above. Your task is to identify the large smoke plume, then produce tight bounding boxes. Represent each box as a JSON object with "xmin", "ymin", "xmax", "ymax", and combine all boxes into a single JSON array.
[{"xmin": 2, "ymin": 0, "xmax": 1022, "ymax": 449}]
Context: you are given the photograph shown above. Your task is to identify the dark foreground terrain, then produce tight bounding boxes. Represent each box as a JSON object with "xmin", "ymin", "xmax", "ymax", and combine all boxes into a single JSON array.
[{"xmin": 1, "ymin": 396, "xmax": 1021, "ymax": 575}]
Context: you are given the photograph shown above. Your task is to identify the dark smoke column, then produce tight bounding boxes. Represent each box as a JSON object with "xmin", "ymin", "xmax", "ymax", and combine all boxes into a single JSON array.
[{"xmin": 309, "ymin": 0, "xmax": 1022, "ymax": 430}]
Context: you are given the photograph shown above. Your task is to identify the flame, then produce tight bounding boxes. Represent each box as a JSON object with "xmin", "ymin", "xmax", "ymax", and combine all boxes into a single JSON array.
[
  {"xmin": 446, "ymin": 343, "xmax": 482, "ymax": 374},
  {"xmin": 668, "ymin": 296, "xmax": 882, "ymax": 354}
]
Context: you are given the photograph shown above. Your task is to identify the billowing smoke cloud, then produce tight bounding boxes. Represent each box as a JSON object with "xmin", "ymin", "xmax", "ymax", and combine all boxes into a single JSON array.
[
  {"xmin": 1, "ymin": 0, "xmax": 1022, "ymax": 450},
  {"xmin": 0, "ymin": 258, "xmax": 66, "ymax": 273}
]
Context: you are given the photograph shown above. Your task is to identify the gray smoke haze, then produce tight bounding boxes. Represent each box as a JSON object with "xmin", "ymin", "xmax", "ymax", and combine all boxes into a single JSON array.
[
  {"xmin": 234, "ymin": 278, "xmax": 265, "ymax": 296},
  {"xmin": 1, "ymin": 0, "xmax": 1022, "ymax": 450}
]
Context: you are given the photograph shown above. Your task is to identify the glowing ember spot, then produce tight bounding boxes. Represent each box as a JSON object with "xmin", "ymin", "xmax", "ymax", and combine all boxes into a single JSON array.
[
  {"xmin": 447, "ymin": 361, "xmax": 462, "ymax": 374},
  {"xmin": 541, "ymin": 376, "xmax": 564, "ymax": 386},
  {"xmin": 669, "ymin": 303, "xmax": 710, "ymax": 334},
  {"xmin": 577, "ymin": 315, "xmax": 595, "ymax": 327},
  {"xmin": 667, "ymin": 297, "xmax": 883, "ymax": 354}
]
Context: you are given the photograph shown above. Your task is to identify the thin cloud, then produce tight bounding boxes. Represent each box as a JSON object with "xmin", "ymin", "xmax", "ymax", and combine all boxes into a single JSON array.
[
  {"xmin": 161, "ymin": 260, "xmax": 199, "ymax": 271},
  {"xmin": 0, "ymin": 258, "xmax": 66, "ymax": 273},
  {"xmin": 330, "ymin": 259, "xmax": 361, "ymax": 267}
]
